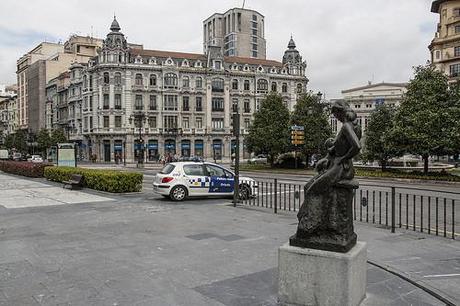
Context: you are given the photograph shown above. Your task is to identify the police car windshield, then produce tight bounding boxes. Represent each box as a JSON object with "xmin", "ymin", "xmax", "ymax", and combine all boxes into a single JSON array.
[{"xmin": 160, "ymin": 164, "xmax": 175, "ymax": 174}]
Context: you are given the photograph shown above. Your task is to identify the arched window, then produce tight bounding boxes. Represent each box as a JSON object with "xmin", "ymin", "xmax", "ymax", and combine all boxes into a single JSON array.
[
  {"xmin": 83, "ymin": 75, "xmax": 87, "ymax": 88},
  {"xmin": 182, "ymin": 76, "xmax": 190, "ymax": 88},
  {"xmin": 282, "ymin": 83, "xmax": 288, "ymax": 93},
  {"xmin": 103, "ymin": 72, "xmax": 110, "ymax": 84},
  {"xmin": 232, "ymin": 79, "xmax": 238, "ymax": 90},
  {"xmin": 297, "ymin": 83, "xmax": 303, "ymax": 94},
  {"xmin": 118, "ymin": 53, "xmax": 123, "ymax": 63},
  {"xmin": 244, "ymin": 80, "xmax": 250, "ymax": 91},
  {"xmin": 114, "ymin": 72, "xmax": 122, "ymax": 85},
  {"xmin": 271, "ymin": 82, "xmax": 277, "ymax": 92},
  {"xmin": 135, "ymin": 73, "xmax": 143, "ymax": 86},
  {"xmin": 212, "ymin": 78, "xmax": 224, "ymax": 92},
  {"xmin": 164, "ymin": 73, "xmax": 178, "ymax": 88},
  {"xmin": 257, "ymin": 79, "xmax": 268, "ymax": 93},
  {"xmin": 195, "ymin": 77, "xmax": 202, "ymax": 89},
  {"xmin": 149, "ymin": 74, "xmax": 157, "ymax": 86}
]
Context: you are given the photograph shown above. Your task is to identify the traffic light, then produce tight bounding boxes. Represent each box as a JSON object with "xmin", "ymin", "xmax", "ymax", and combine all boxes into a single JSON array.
[
  {"xmin": 232, "ymin": 113, "xmax": 240, "ymax": 136},
  {"xmin": 291, "ymin": 130, "xmax": 305, "ymax": 145}
]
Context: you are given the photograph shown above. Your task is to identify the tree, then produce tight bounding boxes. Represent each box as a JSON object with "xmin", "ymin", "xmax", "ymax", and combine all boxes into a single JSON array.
[
  {"xmin": 390, "ymin": 65, "xmax": 460, "ymax": 174},
  {"xmin": 291, "ymin": 91, "xmax": 333, "ymax": 167},
  {"xmin": 37, "ymin": 129, "xmax": 52, "ymax": 157},
  {"xmin": 12, "ymin": 130, "xmax": 28, "ymax": 153},
  {"xmin": 363, "ymin": 105, "xmax": 400, "ymax": 171},
  {"xmin": 245, "ymin": 93, "xmax": 291, "ymax": 166},
  {"xmin": 50, "ymin": 129, "xmax": 67, "ymax": 146}
]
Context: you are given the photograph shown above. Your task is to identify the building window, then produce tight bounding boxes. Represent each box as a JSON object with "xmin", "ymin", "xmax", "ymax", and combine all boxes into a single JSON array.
[
  {"xmin": 135, "ymin": 73, "xmax": 143, "ymax": 86},
  {"xmin": 244, "ymin": 118, "xmax": 250, "ymax": 129},
  {"xmin": 244, "ymin": 99, "xmax": 250, "ymax": 113},
  {"xmin": 196, "ymin": 96, "xmax": 203, "ymax": 111},
  {"xmin": 211, "ymin": 118, "xmax": 224, "ymax": 130},
  {"xmin": 149, "ymin": 95, "xmax": 157, "ymax": 110},
  {"xmin": 89, "ymin": 96, "xmax": 93, "ymax": 111},
  {"xmin": 164, "ymin": 95, "xmax": 178, "ymax": 111},
  {"xmin": 257, "ymin": 79, "xmax": 268, "ymax": 93},
  {"xmin": 103, "ymin": 116, "xmax": 109, "ymax": 128},
  {"xmin": 252, "ymin": 29, "xmax": 258, "ymax": 36},
  {"xmin": 196, "ymin": 117, "xmax": 203, "ymax": 128},
  {"xmin": 164, "ymin": 73, "xmax": 178, "ymax": 88},
  {"xmin": 244, "ymin": 80, "xmax": 250, "ymax": 91},
  {"xmin": 182, "ymin": 96, "xmax": 190, "ymax": 111},
  {"xmin": 135, "ymin": 95, "xmax": 143, "ymax": 110},
  {"xmin": 271, "ymin": 82, "xmax": 277, "ymax": 92},
  {"xmin": 103, "ymin": 94, "xmax": 109, "ymax": 109},
  {"xmin": 297, "ymin": 83, "xmax": 303, "ymax": 94},
  {"xmin": 282, "ymin": 83, "xmax": 288, "ymax": 93},
  {"xmin": 114, "ymin": 73, "xmax": 121, "ymax": 85},
  {"xmin": 212, "ymin": 78, "xmax": 224, "ymax": 92},
  {"xmin": 454, "ymin": 8, "xmax": 460, "ymax": 16},
  {"xmin": 196, "ymin": 77, "xmax": 202, "ymax": 89},
  {"xmin": 212, "ymin": 97, "xmax": 224, "ymax": 111},
  {"xmin": 164, "ymin": 115, "xmax": 178, "ymax": 129},
  {"xmin": 450, "ymin": 63, "xmax": 460, "ymax": 77},
  {"xmin": 435, "ymin": 50, "xmax": 441, "ymax": 59},
  {"xmin": 115, "ymin": 116, "xmax": 122, "ymax": 128},
  {"xmin": 149, "ymin": 116, "xmax": 157, "ymax": 128},
  {"xmin": 455, "ymin": 47, "xmax": 460, "ymax": 57},
  {"xmin": 103, "ymin": 72, "xmax": 110, "ymax": 84},
  {"xmin": 149, "ymin": 74, "xmax": 157, "ymax": 86},
  {"xmin": 455, "ymin": 25, "xmax": 460, "ymax": 34},
  {"xmin": 232, "ymin": 98, "xmax": 238, "ymax": 113},
  {"xmin": 252, "ymin": 51, "xmax": 258, "ymax": 58},
  {"xmin": 256, "ymin": 99, "xmax": 262, "ymax": 111},
  {"xmin": 252, "ymin": 14, "xmax": 257, "ymax": 21},
  {"xmin": 232, "ymin": 79, "xmax": 238, "ymax": 90},
  {"xmin": 115, "ymin": 94, "xmax": 121, "ymax": 109},
  {"xmin": 214, "ymin": 61, "xmax": 221, "ymax": 70},
  {"xmin": 183, "ymin": 117, "xmax": 190, "ymax": 128},
  {"xmin": 182, "ymin": 76, "xmax": 190, "ymax": 88}
]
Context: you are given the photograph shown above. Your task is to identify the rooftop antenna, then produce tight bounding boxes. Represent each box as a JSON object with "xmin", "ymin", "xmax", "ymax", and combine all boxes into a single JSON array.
[
  {"xmin": 90, "ymin": 25, "xmax": 93, "ymax": 38},
  {"xmin": 242, "ymin": 0, "xmax": 245, "ymax": 8}
]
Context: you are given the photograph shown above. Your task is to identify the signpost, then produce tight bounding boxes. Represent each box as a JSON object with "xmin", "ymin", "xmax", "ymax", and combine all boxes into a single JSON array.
[
  {"xmin": 232, "ymin": 111, "xmax": 240, "ymax": 207},
  {"xmin": 291, "ymin": 126, "xmax": 305, "ymax": 169}
]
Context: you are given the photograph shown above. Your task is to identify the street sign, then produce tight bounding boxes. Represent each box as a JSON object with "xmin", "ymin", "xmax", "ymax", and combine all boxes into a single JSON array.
[
  {"xmin": 291, "ymin": 140, "xmax": 304, "ymax": 145},
  {"xmin": 291, "ymin": 125, "xmax": 305, "ymax": 131}
]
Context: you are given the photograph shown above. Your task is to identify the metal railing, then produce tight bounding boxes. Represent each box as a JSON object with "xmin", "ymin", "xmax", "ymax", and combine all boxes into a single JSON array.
[{"xmin": 239, "ymin": 179, "xmax": 459, "ymax": 240}]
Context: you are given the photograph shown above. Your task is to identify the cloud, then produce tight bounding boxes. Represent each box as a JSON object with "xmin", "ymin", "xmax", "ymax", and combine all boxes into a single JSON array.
[{"xmin": 0, "ymin": 0, "xmax": 437, "ymax": 98}]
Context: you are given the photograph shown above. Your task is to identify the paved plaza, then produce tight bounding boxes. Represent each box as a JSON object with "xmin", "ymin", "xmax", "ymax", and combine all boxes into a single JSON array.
[{"xmin": 0, "ymin": 172, "xmax": 458, "ymax": 305}]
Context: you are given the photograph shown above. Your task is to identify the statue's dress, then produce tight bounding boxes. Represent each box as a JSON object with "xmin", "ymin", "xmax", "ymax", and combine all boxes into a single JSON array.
[{"xmin": 291, "ymin": 121, "xmax": 359, "ymax": 252}]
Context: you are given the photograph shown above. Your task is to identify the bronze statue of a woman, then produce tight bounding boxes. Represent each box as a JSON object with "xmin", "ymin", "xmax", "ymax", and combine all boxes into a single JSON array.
[{"xmin": 290, "ymin": 100, "xmax": 362, "ymax": 253}]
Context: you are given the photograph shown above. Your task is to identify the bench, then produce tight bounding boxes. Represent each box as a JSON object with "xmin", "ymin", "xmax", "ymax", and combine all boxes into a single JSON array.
[{"xmin": 63, "ymin": 174, "xmax": 84, "ymax": 190}]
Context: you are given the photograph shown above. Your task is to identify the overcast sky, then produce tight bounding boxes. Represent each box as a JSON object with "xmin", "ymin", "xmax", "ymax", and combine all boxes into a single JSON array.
[{"xmin": 0, "ymin": 0, "xmax": 437, "ymax": 98}]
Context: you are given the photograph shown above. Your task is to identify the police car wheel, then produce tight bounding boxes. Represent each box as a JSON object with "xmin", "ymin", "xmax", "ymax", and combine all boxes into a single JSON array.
[
  {"xmin": 170, "ymin": 185, "xmax": 187, "ymax": 201},
  {"xmin": 238, "ymin": 184, "xmax": 251, "ymax": 200}
]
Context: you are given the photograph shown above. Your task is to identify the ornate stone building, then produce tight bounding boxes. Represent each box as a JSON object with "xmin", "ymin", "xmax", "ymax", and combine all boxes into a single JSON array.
[
  {"xmin": 51, "ymin": 16, "xmax": 308, "ymax": 163},
  {"xmin": 430, "ymin": 0, "xmax": 460, "ymax": 81}
]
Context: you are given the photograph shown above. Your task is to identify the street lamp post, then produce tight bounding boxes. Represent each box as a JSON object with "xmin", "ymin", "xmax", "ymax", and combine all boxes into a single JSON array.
[{"xmin": 129, "ymin": 112, "xmax": 147, "ymax": 167}]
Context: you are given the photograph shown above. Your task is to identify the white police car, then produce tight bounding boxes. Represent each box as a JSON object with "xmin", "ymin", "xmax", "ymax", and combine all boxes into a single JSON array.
[{"xmin": 153, "ymin": 162, "xmax": 257, "ymax": 201}]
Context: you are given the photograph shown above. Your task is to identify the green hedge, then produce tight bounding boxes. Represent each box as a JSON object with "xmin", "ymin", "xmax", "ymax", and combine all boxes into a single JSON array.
[
  {"xmin": 0, "ymin": 161, "xmax": 50, "ymax": 178},
  {"xmin": 44, "ymin": 166, "xmax": 143, "ymax": 193},
  {"xmin": 356, "ymin": 169, "xmax": 460, "ymax": 182}
]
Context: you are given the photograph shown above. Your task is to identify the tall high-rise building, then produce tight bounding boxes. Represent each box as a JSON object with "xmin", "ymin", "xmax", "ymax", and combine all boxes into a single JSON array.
[
  {"xmin": 429, "ymin": 0, "xmax": 460, "ymax": 81},
  {"xmin": 203, "ymin": 8, "xmax": 266, "ymax": 59}
]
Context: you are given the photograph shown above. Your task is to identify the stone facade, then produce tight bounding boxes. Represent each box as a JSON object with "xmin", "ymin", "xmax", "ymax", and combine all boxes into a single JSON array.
[
  {"xmin": 430, "ymin": 0, "xmax": 460, "ymax": 81},
  {"xmin": 55, "ymin": 17, "xmax": 307, "ymax": 163},
  {"xmin": 0, "ymin": 86, "xmax": 18, "ymax": 143}
]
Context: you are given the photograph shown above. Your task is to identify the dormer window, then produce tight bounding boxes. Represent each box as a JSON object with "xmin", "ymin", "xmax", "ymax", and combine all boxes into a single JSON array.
[
  {"xmin": 166, "ymin": 58, "xmax": 174, "ymax": 66},
  {"xmin": 257, "ymin": 66, "xmax": 264, "ymax": 73},
  {"xmin": 182, "ymin": 59, "xmax": 189, "ymax": 67},
  {"xmin": 243, "ymin": 65, "xmax": 250, "ymax": 72},
  {"xmin": 195, "ymin": 61, "xmax": 202, "ymax": 68},
  {"xmin": 149, "ymin": 57, "xmax": 157, "ymax": 65},
  {"xmin": 135, "ymin": 55, "xmax": 143, "ymax": 64}
]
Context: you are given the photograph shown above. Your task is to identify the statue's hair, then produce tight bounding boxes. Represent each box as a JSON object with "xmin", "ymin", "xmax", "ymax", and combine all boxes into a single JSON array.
[{"xmin": 331, "ymin": 100, "xmax": 362, "ymax": 139}]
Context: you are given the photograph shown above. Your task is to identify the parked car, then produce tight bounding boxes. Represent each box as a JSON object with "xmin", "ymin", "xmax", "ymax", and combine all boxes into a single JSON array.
[
  {"xmin": 248, "ymin": 154, "xmax": 268, "ymax": 164},
  {"xmin": 28, "ymin": 155, "xmax": 43, "ymax": 163},
  {"xmin": 153, "ymin": 162, "xmax": 257, "ymax": 201},
  {"xmin": 11, "ymin": 152, "xmax": 22, "ymax": 161}
]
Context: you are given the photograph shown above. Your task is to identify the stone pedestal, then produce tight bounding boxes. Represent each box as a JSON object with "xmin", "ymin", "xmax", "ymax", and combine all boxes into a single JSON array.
[{"xmin": 278, "ymin": 241, "xmax": 367, "ymax": 306}]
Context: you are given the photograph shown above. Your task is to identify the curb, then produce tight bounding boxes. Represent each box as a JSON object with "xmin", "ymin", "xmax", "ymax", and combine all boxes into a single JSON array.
[{"xmin": 368, "ymin": 260, "xmax": 457, "ymax": 306}]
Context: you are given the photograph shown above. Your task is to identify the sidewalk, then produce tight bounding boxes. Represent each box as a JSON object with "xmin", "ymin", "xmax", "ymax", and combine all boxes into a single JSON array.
[{"xmin": 0, "ymin": 172, "xmax": 458, "ymax": 305}]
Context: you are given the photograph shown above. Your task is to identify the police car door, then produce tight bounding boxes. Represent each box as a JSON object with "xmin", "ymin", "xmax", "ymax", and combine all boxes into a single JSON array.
[
  {"xmin": 205, "ymin": 164, "xmax": 234, "ymax": 194},
  {"xmin": 182, "ymin": 164, "xmax": 208, "ymax": 196}
]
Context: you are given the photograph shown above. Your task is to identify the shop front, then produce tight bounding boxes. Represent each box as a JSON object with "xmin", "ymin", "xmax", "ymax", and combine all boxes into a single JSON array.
[
  {"xmin": 114, "ymin": 140, "xmax": 123, "ymax": 164},
  {"xmin": 212, "ymin": 139, "xmax": 223, "ymax": 161},
  {"xmin": 194, "ymin": 140, "xmax": 203, "ymax": 157},
  {"xmin": 181, "ymin": 140, "xmax": 191, "ymax": 158},
  {"xmin": 148, "ymin": 140, "xmax": 158, "ymax": 161}
]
